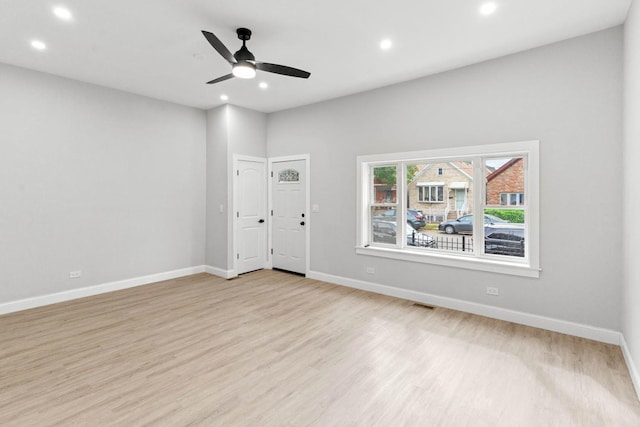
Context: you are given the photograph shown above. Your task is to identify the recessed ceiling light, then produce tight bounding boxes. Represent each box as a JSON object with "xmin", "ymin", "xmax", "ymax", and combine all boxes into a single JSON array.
[
  {"xmin": 53, "ymin": 6, "xmax": 73, "ymax": 21},
  {"xmin": 479, "ymin": 2, "xmax": 497, "ymax": 16},
  {"xmin": 380, "ymin": 39, "xmax": 392, "ymax": 50},
  {"xmin": 220, "ymin": 94, "xmax": 229, "ymax": 101},
  {"xmin": 30, "ymin": 40, "xmax": 47, "ymax": 51},
  {"xmin": 259, "ymin": 82, "xmax": 268, "ymax": 89}
]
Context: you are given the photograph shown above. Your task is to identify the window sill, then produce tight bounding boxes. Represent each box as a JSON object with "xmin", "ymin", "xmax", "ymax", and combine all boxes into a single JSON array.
[{"xmin": 356, "ymin": 246, "xmax": 540, "ymax": 278}]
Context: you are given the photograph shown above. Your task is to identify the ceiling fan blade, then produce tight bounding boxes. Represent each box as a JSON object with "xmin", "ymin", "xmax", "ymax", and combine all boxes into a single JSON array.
[
  {"xmin": 201, "ymin": 30, "xmax": 236, "ymax": 64},
  {"xmin": 206, "ymin": 73, "xmax": 234, "ymax": 85},
  {"xmin": 256, "ymin": 62, "xmax": 310, "ymax": 79}
]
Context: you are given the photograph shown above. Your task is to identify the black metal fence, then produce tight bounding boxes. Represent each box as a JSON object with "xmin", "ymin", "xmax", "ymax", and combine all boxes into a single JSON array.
[
  {"xmin": 432, "ymin": 235, "xmax": 474, "ymax": 252},
  {"xmin": 429, "ymin": 234, "xmax": 524, "ymax": 257},
  {"xmin": 408, "ymin": 231, "xmax": 524, "ymax": 257}
]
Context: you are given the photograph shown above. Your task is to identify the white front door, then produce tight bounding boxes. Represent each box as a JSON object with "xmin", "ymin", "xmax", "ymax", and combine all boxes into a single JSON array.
[
  {"xmin": 455, "ymin": 189, "xmax": 466, "ymax": 210},
  {"xmin": 271, "ymin": 159, "xmax": 307, "ymax": 275},
  {"xmin": 236, "ymin": 158, "xmax": 267, "ymax": 274}
]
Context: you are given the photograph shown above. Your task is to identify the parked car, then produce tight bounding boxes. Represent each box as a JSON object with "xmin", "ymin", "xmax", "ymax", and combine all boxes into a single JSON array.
[
  {"xmin": 374, "ymin": 209, "xmax": 426, "ymax": 230},
  {"xmin": 438, "ymin": 214, "xmax": 508, "ymax": 234},
  {"xmin": 372, "ymin": 220, "xmax": 437, "ymax": 248},
  {"xmin": 484, "ymin": 224, "xmax": 525, "ymax": 257}
]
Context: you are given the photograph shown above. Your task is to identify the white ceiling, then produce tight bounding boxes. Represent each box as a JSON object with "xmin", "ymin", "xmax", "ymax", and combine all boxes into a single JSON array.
[{"xmin": 0, "ymin": 0, "xmax": 631, "ymax": 113}]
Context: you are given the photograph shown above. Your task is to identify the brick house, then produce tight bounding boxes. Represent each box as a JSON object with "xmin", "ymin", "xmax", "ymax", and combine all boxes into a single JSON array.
[
  {"xmin": 486, "ymin": 158, "xmax": 525, "ymax": 206},
  {"xmin": 373, "ymin": 178, "xmax": 396, "ymax": 203},
  {"xmin": 407, "ymin": 162, "xmax": 475, "ymax": 222}
]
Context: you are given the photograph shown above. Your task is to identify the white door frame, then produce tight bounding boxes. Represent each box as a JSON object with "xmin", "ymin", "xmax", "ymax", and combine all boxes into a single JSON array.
[
  {"xmin": 268, "ymin": 154, "xmax": 311, "ymax": 275},
  {"xmin": 232, "ymin": 154, "xmax": 268, "ymax": 277}
]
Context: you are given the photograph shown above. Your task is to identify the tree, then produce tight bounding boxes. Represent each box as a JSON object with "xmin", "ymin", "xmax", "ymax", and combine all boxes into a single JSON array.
[{"xmin": 374, "ymin": 165, "xmax": 419, "ymax": 185}]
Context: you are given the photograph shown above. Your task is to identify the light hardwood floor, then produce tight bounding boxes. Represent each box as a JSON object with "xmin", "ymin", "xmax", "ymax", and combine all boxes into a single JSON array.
[{"xmin": 1, "ymin": 270, "xmax": 639, "ymax": 426}]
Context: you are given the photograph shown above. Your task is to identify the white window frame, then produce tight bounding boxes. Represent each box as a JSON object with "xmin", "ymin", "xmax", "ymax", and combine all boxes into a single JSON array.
[
  {"xmin": 356, "ymin": 140, "xmax": 540, "ymax": 278},
  {"xmin": 418, "ymin": 185, "xmax": 444, "ymax": 202}
]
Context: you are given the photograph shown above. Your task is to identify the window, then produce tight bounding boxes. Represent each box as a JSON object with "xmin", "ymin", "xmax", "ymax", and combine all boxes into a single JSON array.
[
  {"xmin": 418, "ymin": 185, "xmax": 444, "ymax": 202},
  {"xmin": 500, "ymin": 193, "xmax": 525, "ymax": 206},
  {"xmin": 278, "ymin": 169, "xmax": 300, "ymax": 182},
  {"xmin": 356, "ymin": 140, "xmax": 539, "ymax": 277}
]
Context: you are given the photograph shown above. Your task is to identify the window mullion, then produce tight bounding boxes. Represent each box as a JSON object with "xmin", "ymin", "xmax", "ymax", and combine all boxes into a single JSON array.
[
  {"xmin": 473, "ymin": 157, "xmax": 484, "ymax": 257},
  {"xmin": 398, "ymin": 162, "xmax": 406, "ymax": 248}
]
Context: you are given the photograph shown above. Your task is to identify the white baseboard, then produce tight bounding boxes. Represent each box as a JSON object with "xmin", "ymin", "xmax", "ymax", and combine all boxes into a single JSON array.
[
  {"xmin": 621, "ymin": 334, "xmax": 640, "ymax": 401},
  {"xmin": 308, "ymin": 270, "xmax": 621, "ymax": 345},
  {"xmin": 0, "ymin": 265, "xmax": 206, "ymax": 316},
  {"xmin": 205, "ymin": 265, "xmax": 237, "ymax": 279}
]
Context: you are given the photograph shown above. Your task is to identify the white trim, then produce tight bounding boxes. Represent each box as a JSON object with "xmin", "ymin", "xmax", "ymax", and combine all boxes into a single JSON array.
[
  {"xmin": 307, "ymin": 270, "xmax": 620, "ymax": 345},
  {"xmin": 205, "ymin": 265, "xmax": 237, "ymax": 279},
  {"xmin": 356, "ymin": 246, "xmax": 538, "ymax": 278},
  {"xmin": 0, "ymin": 266, "xmax": 206, "ymax": 316},
  {"xmin": 357, "ymin": 140, "xmax": 540, "ymax": 275},
  {"xmin": 621, "ymin": 334, "xmax": 640, "ymax": 401},
  {"xmin": 268, "ymin": 154, "xmax": 311, "ymax": 276}
]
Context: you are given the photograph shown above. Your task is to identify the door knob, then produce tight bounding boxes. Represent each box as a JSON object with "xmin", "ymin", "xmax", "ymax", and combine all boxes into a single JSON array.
[
  {"xmin": 300, "ymin": 221, "xmax": 305, "ymax": 226},
  {"xmin": 258, "ymin": 219, "xmax": 265, "ymax": 223}
]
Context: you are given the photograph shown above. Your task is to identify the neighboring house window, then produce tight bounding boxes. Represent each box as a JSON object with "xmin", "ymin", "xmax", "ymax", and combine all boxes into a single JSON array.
[
  {"xmin": 418, "ymin": 184, "xmax": 444, "ymax": 202},
  {"xmin": 500, "ymin": 193, "xmax": 524, "ymax": 206},
  {"xmin": 438, "ymin": 167, "xmax": 443, "ymax": 176},
  {"xmin": 356, "ymin": 140, "xmax": 540, "ymax": 278}
]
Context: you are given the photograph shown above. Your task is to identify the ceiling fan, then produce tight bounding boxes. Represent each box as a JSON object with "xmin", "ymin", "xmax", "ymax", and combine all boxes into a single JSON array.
[{"xmin": 201, "ymin": 28, "xmax": 311, "ymax": 85}]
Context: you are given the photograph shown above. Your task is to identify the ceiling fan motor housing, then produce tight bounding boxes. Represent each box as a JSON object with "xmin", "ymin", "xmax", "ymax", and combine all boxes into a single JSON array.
[{"xmin": 234, "ymin": 46, "xmax": 255, "ymax": 62}]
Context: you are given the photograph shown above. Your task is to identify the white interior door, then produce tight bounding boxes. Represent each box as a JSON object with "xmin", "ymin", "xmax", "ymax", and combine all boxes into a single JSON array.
[
  {"xmin": 236, "ymin": 158, "xmax": 267, "ymax": 274},
  {"xmin": 271, "ymin": 159, "xmax": 307, "ymax": 275}
]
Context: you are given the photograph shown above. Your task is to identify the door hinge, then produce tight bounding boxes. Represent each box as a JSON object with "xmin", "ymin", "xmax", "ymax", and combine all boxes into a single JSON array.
[
  {"xmin": 271, "ymin": 248, "xmax": 273, "ymax": 255},
  {"xmin": 271, "ymin": 210, "xmax": 273, "ymax": 216},
  {"xmin": 237, "ymin": 253, "xmax": 239, "ymax": 260},
  {"xmin": 237, "ymin": 212, "xmax": 239, "ymax": 218},
  {"xmin": 237, "ymin": 170, "xmax": 239, "ymax": 176},
  {"xmin": 271, "ymin": 171, "xmax": 273, "ymax": 178}
]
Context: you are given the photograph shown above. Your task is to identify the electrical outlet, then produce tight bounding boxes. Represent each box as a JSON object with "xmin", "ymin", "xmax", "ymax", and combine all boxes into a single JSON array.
[
  {"xmin": 366, "ymin": 267, "xmax": 375, "ymax": 274},
  {"xmin": 486, "ymin": 286, "xmax": 499, "ymax": 296},
  {"xmin": 69, "ymin": 270, "xmax": 82, "ymax": 279}
]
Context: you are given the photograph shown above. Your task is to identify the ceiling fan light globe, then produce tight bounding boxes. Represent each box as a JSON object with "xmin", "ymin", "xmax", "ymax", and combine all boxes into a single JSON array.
[{"xmin": 232, "ymin": 63, "xmax": 257, "ymax": 79}]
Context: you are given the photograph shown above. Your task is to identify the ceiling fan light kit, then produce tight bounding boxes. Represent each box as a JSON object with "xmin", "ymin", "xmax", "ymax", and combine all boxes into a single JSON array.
[
  {"xmin": 202, "ymin": 27, "xmax": 311, "ymax": 85},
  {"xmin": 232, "ymin": 62, "xmax": 256, "ymax": 79}
]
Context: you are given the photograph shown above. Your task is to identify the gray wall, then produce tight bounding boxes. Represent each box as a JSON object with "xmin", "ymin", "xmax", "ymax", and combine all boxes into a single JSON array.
[
  {"xmin": 204, "ymin": 105, "xmax": 267, "ymax": 272},
  {"xmin": 228, "ymin": 105, "xmax": 267, "ymax": 159},
  {"xmin": 267, "ymin": 27, "xmax": 623, "ymax": 330},
  {"xmin": 0, "ymin": 63, "xmax": 206, "ymax": 303},
  {"xmin": 205, "ymin": 106, "xmax": 229, "ymax": 270},
  {"xmin": 623, "ymin": 1, "xmax": 640, "ymax": 381}
]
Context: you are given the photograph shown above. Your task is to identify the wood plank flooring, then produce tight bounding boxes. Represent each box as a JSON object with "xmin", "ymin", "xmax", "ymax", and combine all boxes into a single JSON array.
[{"xmin": 1, "ymin": 270, "xmax": 639, "ymax": 426}]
